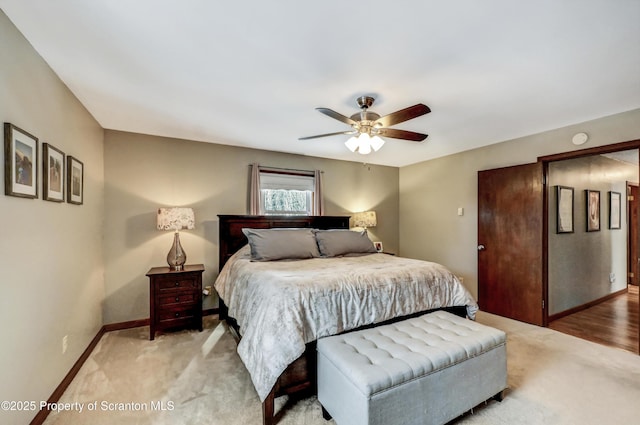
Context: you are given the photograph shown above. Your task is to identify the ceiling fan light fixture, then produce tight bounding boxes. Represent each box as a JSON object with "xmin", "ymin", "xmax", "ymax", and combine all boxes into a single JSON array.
[
  {"xmin": 357, "ymin": 133, "xmax": 372, "ymax": 155},
  {"xmin": 345, "ymin": 133, "xmax": 385, "ymax": 154},
  {"xmin": 345, "ymin": 136, "xmax": 360, "ymax": 152},
  {"xmin": 370, "ymin": 135, "xmax": 385, "ymax": 152}
]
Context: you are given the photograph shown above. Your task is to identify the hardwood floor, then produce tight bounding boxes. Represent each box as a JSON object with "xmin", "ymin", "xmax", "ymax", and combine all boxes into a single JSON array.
[{"xmin": 549, "ymin": 285, "xmax": 639, "ymax": 354}]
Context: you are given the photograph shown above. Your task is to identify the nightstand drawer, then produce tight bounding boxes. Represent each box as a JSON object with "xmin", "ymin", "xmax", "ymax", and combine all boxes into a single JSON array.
[
  {"xmin": 156, "ymin": 277, "xmax": 197, "ymax": 291},
  {"xmin": 157, "ymin": 316, "xmax": 194, "ymax": 330},
  {"xmin": 158, "ymin": 306, "xmax": 195, "ymax": 322},
  {"xmin": 158, "ymin": 291, "xmax": 196, "ymax": 307},
  {"xmin": 158, "ymin": 292, "xmax": 196, "ymax": 306}
]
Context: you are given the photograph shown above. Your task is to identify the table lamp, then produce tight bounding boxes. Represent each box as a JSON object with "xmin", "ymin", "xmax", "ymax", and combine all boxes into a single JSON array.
[{"xmin": 157, "ymin": 207, "xmax": 195, "ymax": 271}]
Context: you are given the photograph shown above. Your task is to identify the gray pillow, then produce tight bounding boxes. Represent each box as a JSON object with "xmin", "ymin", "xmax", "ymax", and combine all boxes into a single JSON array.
[
  {"xmin": 242, "ymin": 228, "xmax": 321, "ymax": 261},
  {"xmin": 314, "ymin": 229, "xmax": 377, "ymax": 257}
]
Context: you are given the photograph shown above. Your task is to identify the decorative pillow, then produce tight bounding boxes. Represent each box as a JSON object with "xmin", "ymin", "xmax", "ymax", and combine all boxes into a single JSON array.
[
  {"xmin": 242, "ymin": 228, "xmax": 321, "ymax": 261},
  {"xmin": 314, "ymin": 229, "xmax": 378, "ymax": 257}
]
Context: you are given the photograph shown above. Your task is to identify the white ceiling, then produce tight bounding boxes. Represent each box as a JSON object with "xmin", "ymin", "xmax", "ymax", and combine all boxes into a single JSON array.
[
  {"xmin": 1, "ymin": 1, "xmax": 639, "ymax": 167},
  {"xmin": 602, "ymin": 149, "xmax": 639, "ymax": 165}
]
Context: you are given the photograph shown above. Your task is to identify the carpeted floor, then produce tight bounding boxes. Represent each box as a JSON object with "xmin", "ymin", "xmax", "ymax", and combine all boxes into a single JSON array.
[{"xmin": 42, "ymin": 312, "xmax": 640, "ymax": 425}]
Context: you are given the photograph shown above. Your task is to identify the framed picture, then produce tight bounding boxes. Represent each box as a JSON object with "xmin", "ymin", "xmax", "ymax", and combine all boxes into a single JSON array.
[
  {"xmin": 4, "ymin": 123, "xmax": 38, "ymax": 198},
  {"xmin": 586, "ymin": 189, "xmax": 600, "ymax": 232},
  {"xmin": 556, "ymin": 185, "xmax": 574, "ymax": 233},
  {"xmin": 66, "ymin": 156, "xmax": 83, "ymax": 205},
  {"xmin": 42, "ymin": 143, "xmax": 65, "ymax": 202},
  {"xmin": 609, "ymin": 191, "xmax": 621, "ymax": 230},
  {"xmin": 374, "ymin": 241, "xmax": 383, "ymax": 252}
]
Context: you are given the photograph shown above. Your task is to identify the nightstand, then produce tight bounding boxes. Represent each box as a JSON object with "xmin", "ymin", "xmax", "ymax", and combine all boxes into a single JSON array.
[{"xmin": 146, "ymin": 264, "xmax": 205, "ymax": 340}]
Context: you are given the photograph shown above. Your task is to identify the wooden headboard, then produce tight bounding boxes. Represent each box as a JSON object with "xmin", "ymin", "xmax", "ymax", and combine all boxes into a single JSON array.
[{"xmin": 217, "ymin": 215, "xmax": 350, "ymax": 271}]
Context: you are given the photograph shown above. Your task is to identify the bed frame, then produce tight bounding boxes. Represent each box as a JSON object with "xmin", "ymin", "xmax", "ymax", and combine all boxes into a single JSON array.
[{"xmin": 217, "ymin": 214, "xmax": 467, "ymax": 425}]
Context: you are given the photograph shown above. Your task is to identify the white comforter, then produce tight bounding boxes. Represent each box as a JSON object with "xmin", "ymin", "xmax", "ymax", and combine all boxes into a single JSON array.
[{"xmin": 214, "ymin": 245, "xmax": 478, "ymax": 401}]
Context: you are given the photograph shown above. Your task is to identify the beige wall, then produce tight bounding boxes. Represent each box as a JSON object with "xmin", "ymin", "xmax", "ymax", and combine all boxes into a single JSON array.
[
  {"xmin": 400, "ymin": 108, "xmax": 640, "ymax": 299},
  {"xmin": 103, "ymin": 130, "xmax": 399, "ymax": 324},
  {"xmin": 0, "ymin": 10, "xmax": 104, "ymax": 424}
]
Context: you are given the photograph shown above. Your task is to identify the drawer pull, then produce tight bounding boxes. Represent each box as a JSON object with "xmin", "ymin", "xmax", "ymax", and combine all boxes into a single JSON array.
[
  {"xmin": 175, "ymin": 282, "xmax": 180, "ymax": 286},
  {"xmin": 175, "ymin": 297, "xmax": 180, "ymax": 302},
  {"xmin": 175, "ymin": 312, "xmax": 180, "ymax": 317}
]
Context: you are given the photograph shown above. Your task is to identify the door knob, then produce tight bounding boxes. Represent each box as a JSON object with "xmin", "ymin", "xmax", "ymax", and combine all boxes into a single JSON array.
[{"xmin": 478, "ymin": 244, "xmax": 486, "ymax": 251}]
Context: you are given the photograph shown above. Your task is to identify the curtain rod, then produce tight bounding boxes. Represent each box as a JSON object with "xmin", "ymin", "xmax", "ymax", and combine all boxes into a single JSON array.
[{"xmin": 248, "ymin": 164, "xmax": 323, "ymax": 174}]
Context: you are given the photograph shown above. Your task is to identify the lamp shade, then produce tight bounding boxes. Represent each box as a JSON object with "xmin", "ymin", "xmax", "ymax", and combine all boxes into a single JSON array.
[
  {"xmin": 357, "ymin": 134, "xmax": 372, "ymax": 155},
  {"xmin": 157, "ymin": 207, "xmax": 195, "ymax": 231},
  {"xmin": 352, "ymin": 211, "xmax": 377, "ymax": 228},
  {"xmin": 345, "ymin": 136, "xmax": 360, "ymax": 152},
  {"xmin": 370, "ymin": 136, "xmax": 385, "ymax": 151}
]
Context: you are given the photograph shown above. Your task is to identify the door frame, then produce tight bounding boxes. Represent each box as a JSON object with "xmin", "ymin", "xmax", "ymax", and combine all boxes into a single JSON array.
[
  {"xmin": 627, "ymin": 182, "xmax": 639, "ymax": 286},
  {"xmin": 538, "ymin": 139, "xmax": 640, "ymax": 330}
]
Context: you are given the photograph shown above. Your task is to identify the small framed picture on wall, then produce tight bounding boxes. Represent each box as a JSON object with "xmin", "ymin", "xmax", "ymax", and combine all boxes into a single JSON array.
[
  {"xmin": 42, "ymin": 143, "xmax": 65, "ymax": 202},
  {"xmin": 4, "ymin": 123, "xmax": 38, "ymax": 199},
  {"xmin": 609, "ymin": 191, "xmax": 621, "ymax": 230},
  {"xmin": 586, "ymin": 189, "xmax": 600, "ymax": 232},
  {"xmin": 556, "ymin": 185, "xmax": 574, "ymax": 233},
  {"xmin": 374, "ymin": 241, "xmax": 383, "ymax": 252},
  {"xmin": 66, "ymin": 156, "xmax": 84, "ymax": 205}
]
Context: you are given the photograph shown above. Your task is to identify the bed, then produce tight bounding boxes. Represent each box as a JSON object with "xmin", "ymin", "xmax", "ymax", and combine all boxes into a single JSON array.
[{"xmin": 215, "ymin": 215, "xmax": 478, "ymax": 425}]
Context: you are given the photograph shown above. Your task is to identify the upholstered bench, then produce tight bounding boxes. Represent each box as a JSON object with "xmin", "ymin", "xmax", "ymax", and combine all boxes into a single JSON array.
[{"xmin": 317, "ymin": 311, "xmax": 507, "ymax": 425}]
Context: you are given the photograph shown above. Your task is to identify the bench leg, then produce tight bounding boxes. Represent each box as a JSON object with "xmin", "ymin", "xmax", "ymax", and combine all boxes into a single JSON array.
[
  {"xmin": 321, "ymin": 404, "xmax": 332, "ymax": 420},
  {"xmin": 493, "ymin": 390, "xmax": 504, "ymax": 402}
]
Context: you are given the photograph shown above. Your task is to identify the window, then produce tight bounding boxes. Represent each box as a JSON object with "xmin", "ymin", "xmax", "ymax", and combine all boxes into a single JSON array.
[
  {"xmin": 249, "ymin": 164, "xmax": 323, "ymax": 216},
  {"xmin": 259, "ymin": 171, "xmax": 315, "ymax": 215}
]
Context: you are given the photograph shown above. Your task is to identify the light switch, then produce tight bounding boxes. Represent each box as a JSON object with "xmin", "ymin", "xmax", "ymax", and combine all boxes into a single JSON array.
[{"xmin": 457, "ymin": 207, "xmax": 464, "ymax": 216}]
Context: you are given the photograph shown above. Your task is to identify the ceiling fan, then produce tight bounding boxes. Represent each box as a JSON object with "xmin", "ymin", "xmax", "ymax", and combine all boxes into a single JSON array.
[{"xmin": 299, "ymin": 96, "xmax": 431, "ymax": 154}]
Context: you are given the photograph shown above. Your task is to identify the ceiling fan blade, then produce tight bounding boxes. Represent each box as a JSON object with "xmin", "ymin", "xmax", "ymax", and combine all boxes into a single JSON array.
[
  {"xmin": 374, "ymin": 104, "xmax": 431, "ymax": 127},
  {"xmin": 377, "ymin": 128, "xmax": 428, "ymax": 142},
  {"xmin": 298, "ymin": 130, "xmax": 356, "ymax": 140},
  {"xmin": 316, "ymin": 108, "xmax": 357, "ymax": 126}
]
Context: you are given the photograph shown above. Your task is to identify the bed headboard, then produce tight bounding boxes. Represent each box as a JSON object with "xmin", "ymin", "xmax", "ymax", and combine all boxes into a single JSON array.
[{"xmin": 217, "ymin": 215, "xmax": 351, "ymax": 271}]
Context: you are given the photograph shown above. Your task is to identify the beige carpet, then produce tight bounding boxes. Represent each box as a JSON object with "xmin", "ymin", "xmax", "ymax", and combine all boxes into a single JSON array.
[{"xmin": 42, "ymin": 312, "xmax": 640, "ymax": 425}]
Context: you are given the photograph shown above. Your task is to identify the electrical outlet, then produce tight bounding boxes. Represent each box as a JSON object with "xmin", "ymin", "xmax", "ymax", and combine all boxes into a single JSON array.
[
  {"xmin": 609, "ymin": 273, "xmax": 616, "ymax": 283},
  {"xmin": 203, "ymin": 286, "xmax": 212, "ymax": 296},
  {"xmin": 62, "ymin": 335, "xmax": 68, "ymax": 354}
]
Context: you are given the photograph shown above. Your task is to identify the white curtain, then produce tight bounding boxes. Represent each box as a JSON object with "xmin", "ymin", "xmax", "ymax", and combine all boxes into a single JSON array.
[
  {"xmin": 249, "ymin": 163, "xmax": 261, "ymax": 215},
  {"xmin": 313, "ymin": 169, "xmax": 324, "ymax": 216}
]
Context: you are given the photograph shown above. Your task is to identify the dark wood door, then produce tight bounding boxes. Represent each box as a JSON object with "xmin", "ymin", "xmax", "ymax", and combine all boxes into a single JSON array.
[
  {"xmin": 478, "ymin": 162, "xmax": 545, "ymax": 326},
  {"xmin": 628, "ymin": 184, "xmax": 640, "ymax": 354},
  {"xmin": 628, "ymin": 184, "xmax": 639, "ymax": 286}
]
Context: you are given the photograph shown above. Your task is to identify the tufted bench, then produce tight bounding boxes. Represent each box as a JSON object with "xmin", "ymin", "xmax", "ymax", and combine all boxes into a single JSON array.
[{"xmin": 317, "ymin": 311, "xmax": 507, "ymax": 425}]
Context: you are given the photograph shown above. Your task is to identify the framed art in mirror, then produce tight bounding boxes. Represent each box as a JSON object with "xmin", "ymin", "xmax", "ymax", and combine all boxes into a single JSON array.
[
  {"xmin": 586, "ymin": 189, "xmax": 600, "ymax": 232},
  {"xmin": 609, "ymin": 191, "xmax": 621, "ymax": 230},
  {"xmin": 556, "ymin": 185, "xmax": 574, "ymax": 233}
]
